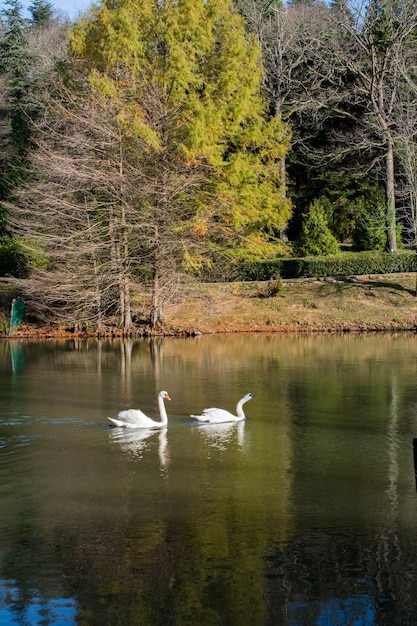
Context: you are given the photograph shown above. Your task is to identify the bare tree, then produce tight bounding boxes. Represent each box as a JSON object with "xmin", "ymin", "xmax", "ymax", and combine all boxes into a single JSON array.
[
  {"xmin": 26, "ymin": 15, "xmax": 70, "ymax": 78},
  {"xmin": 241, "ymin": 2, "xmax": 343, "ymax": 118},
  {"xmin": 133, "ymin": 86, "xmax": 207, "ymax": 329},
  {"xmin": 326, "ymin": 0, "xmax": 417, "ymax": 252},
  {"xmin": 239, "ymin": 0, "xmax": 417, "ymax": 251},
  {"xmin": 10, "ymin": 76, "xmax": 205, "ymax": 331},
  {"xmin": 391, "ymin": 45, "xmax": 417, "ymax": 249},
  {"xmin": 11, "ymin": 83, "xmax": 136, "ymax": 328},
  {"xmin": 236, "ymin": 0, "xmax": 353, "ymax": 226}
]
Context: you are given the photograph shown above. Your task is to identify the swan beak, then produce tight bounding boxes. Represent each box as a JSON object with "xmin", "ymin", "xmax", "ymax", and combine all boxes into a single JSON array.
[{"xmin": 166, "ymin": 394, "xmax": 171, "ymax": 401}]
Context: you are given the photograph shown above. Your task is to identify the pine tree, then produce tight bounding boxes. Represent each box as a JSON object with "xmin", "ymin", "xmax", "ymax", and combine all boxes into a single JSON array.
[
  {"xmin": 0, "ymin": 0, "xmax": 33, "ymax": 237},
  {"xmin": 69, "ymin": 0, "xmax": 292, "ymax": 243},
  {"xmin": 0, "ymin": 0, "xmax": 66, "ymax": 247},
  {"xmin": 67, "ymin": 0, "xmax": 291, "ymax": 326},
  {"xmin": 0, "ymin": 0, "xmax": 33, "ymax": 153},
  {"xmin": 29, "ymin": 0, "xmax": 53, "ymax": 27},
  {"xmin": 295, "ymin": 198, "xmax": 340, "ymax": 256}
]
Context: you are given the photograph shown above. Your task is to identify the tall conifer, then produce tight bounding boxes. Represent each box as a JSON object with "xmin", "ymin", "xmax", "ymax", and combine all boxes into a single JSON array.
[
  {"xmin": 69, "ymin": 0, "xmax": 291, "ymax": 259},
  {"xmin": 67, "ymin": 0, "xmax": 291, "ymax": 326},
  {"xmin": 0, "ymin": 0, "xmax": 33, "ymax": 236}
]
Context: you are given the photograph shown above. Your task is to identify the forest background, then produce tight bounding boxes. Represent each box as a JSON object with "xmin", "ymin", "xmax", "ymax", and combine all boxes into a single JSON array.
[{"xmin": 1, "ymin": 0, "xmax": 417, "ymax": 335}]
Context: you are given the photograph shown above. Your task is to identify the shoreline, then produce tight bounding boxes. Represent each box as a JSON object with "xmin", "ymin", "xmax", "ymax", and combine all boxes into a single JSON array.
[
  {"xmin": 5, "ymin": 327, "xmax": 417, "ymax": 340},
  {"xmin": 2, "ymin": 274, "xmax": 417, "ymax": 339}
]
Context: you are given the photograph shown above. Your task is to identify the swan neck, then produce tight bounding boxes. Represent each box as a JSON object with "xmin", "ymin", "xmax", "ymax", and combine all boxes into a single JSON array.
[
  {"xmin": 158, "ymin": 395, "xmax": 168, "ymax": 424},
  {"xmin": 236, "ymin": 399, "xmax": 246, "ymax": 418}
]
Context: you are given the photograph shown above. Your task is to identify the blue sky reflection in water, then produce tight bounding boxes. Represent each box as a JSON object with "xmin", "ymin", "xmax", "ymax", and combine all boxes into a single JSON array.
[
  {"xmin": 1, "ymin": 334, "xmax": 417, "ymax": 625},
  {"xmin": 290, "ymin": 596, "xmax": 376, "ymax": 626},
  {"xmin": 0, "ymin": 580, "xmax": 77, "ymax": 625}
]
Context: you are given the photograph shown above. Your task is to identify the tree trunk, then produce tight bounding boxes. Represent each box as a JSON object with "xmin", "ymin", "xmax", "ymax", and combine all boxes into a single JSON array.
[
  {"xmin": 149, "ymin": 220, "xmax": 164, "ymax": 329},
  {"xmin": 118, "ymin": 135, "xmax": 132, "ymax": 330},
  {"xmin": 123, "ymin": 278, "xmax": 132, "ymax": 329},
  {"xmin": 150, "ymin": 269, "xmax": 164, "ymax": 329},
  {"xmin": 386, "ymin": 138, "xmax": 397, "ymax": 253}
]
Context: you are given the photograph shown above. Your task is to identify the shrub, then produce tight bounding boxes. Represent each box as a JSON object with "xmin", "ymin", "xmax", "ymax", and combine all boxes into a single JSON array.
[
  {"xmin": 0, "ymin": 237, "xmax": 30, "ymax": 278},
  {"xmin": 256, "ymin": 274, "xmax": 283, "ymax": 298},
  {"xmin": 294, "ymin": 198, "xmax": 340, "ymax": 257}
]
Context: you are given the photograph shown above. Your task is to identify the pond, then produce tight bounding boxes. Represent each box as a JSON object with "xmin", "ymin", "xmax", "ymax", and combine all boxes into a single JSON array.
[{"xmin": 1, "ymin": 333, "xmax": 417, "ymax": 625}]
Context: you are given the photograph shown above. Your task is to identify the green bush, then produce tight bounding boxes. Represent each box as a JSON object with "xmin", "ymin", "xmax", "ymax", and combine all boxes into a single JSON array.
[
  {"xmin": 235, "ymin": 251, "xmax": 417, "ymax": 281},
  {"xmin": 0, "ymin": 237, "xmax": 30, "ymax": 278},
  {"xmin": 294, "ymin": 198, "xmax": 340, "ymax": 257}
]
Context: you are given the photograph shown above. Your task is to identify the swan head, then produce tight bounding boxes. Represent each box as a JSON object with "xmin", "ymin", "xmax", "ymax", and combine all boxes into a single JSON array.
[
  {"xmin": 159, "ymin": 390, "xmax": 171, "ymax": 401},
  {"xmin": 243, "ymin": 393, "xmax": 254, "ymax": 402}
]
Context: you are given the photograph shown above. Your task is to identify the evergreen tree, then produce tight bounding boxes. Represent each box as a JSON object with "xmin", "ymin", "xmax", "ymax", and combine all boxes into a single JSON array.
[
  {"xmin": 0, "ymin": 0, "xmax": 32, "ymax": 153},
  {"xmin": 0, "ymin": 0, "xmax": 33, "ymax": 237},
  {"xmin": 29, "ymin": 0, "xmax": 53, "ymax": 27},
  {"xmin": 352, "ymin": 196, "xmax": 387, "ymax": 251},
  {"xmin": 0, "ymin": 0, "xmax": 65, "ymax": 253},
  {"xmin": 66, "ymin": 0, "xmax": 291, "ymax": 326},
  {"xmin": 294, "ymin": 198, "xmax": 340, "ymax": 256}
]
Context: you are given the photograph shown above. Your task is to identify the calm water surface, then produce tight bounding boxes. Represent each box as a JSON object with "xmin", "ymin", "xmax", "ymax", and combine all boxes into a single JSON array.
[{"xmin": 1, "ymin": 334, "xmax": 417, "ymax": 625}]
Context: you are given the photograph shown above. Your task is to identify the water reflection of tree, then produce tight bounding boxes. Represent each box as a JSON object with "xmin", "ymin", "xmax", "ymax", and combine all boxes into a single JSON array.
[
  {"xmin": 3, "ymin": 335, "xmax": 417, "ymax": 623},
  {"xmin": 263, "ymin": 525, "xmax": 417, "ymax": 624},
  {"xmin": 374, "ymin": 372, "xmax": 402, "ymax": 615},
  {"xmin": 0, "ymin": 431, "xmax": 292, "ymax": 624},
  {"xmin": 262, "ymin": 369, "xmax": 417, "ymax": 626}
]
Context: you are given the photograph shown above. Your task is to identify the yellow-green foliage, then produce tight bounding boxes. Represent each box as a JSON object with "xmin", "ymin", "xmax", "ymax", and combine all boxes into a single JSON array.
[{"xmin": 69, "ymin": 0, "xmax": 291, "ymax": 256}]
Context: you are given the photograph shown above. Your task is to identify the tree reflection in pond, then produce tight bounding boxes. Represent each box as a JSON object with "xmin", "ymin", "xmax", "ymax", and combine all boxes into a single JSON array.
[{"xmin": 1, "ymin": 335, "xmax": 417, "ymax": 624}]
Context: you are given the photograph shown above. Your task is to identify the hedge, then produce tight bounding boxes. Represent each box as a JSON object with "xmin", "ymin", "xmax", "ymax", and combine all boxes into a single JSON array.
[{"xmin": 233, "ymin": 251, "xmax": 417, "ymax": 282}]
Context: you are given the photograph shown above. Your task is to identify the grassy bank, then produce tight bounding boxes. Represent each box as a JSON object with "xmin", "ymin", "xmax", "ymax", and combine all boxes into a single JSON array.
[
  {"xmin": 165, "ymin": 274, "xmax": 417, "ymax": 334},
  {"xmin": 1, "ymin": 273, "xmax": 417, "ymax": 337}
]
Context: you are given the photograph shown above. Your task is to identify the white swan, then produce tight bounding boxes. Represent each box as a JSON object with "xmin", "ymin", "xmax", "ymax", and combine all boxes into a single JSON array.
[
  {"xmin": 108, "ymin": 390, "xmax": 171, "ymax": 428},
  {"xmin": 191, "ymin": 393, "xmax": 254, "ymax": 424}
]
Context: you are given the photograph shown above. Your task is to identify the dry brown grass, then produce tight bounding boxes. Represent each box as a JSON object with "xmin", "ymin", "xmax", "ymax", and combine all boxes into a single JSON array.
[
  {"xmin": 164, "ymin": 274, "xmax": 417, "ymax": 333},
  {"xmin": 3, "ymin": 273, "xmax": 417, "ymax": 337}
]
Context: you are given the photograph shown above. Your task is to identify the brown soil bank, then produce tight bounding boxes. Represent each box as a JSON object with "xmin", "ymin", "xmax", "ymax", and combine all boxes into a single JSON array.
[
  {"xmin": 165, "ymin": 274, "xmax": 417, "ymax": 334},
  {"xmin": 4, "ymin": 273, "xmax": 417, "ymax": 338}
]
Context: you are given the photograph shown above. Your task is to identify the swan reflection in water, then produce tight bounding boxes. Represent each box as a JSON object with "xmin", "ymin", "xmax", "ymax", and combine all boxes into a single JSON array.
[
  {"xmin": 109, "ymin": 427, "xmax": 170, "ymax": 472},
  {"xmin": 196, "ymin": 420, "xmax": 248, "ymax": 452}
]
